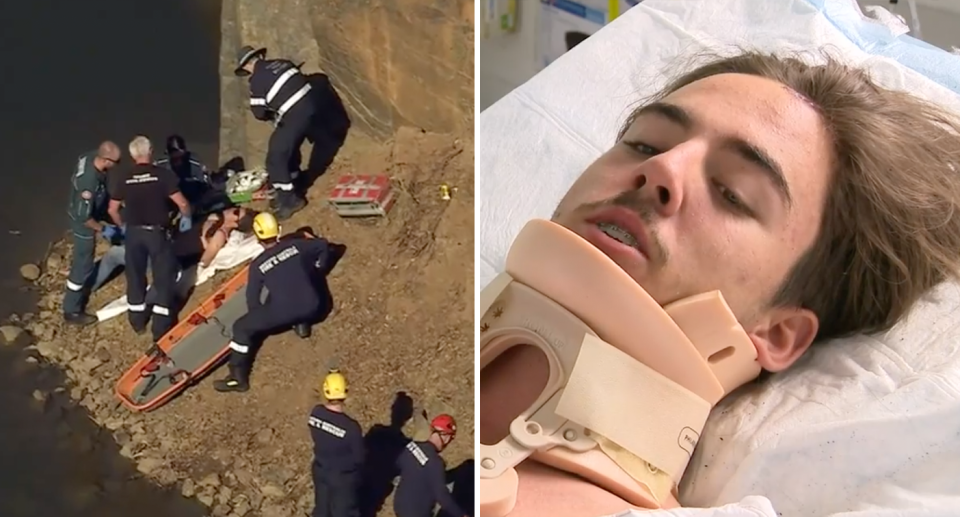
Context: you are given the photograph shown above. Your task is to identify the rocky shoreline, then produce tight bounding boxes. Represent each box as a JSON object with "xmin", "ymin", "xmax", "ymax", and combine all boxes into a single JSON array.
[
  {"xmin": 3, "ymin": 241, "xmax": 314, "ymax": 517},
  {"xmin": 1, "ymin": 129, "xmax": 475, "ymax": 517}
]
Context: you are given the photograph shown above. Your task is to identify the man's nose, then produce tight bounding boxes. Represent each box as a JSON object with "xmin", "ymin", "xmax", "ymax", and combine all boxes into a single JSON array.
[{"xmin": 631, "ymin": 148, "xmax": 691, "ymax": 218}]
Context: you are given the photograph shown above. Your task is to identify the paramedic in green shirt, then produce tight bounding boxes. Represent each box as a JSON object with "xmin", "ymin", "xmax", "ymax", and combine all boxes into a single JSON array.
[{"xmin": 62, "ymin": 141, "xmax": 122, "ymax": 326}]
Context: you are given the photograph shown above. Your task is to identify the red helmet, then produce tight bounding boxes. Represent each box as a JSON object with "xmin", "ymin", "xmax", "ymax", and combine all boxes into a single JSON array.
[{"xmin": 430, "ymin": 414, "xmax": 457, "ymax": 436}]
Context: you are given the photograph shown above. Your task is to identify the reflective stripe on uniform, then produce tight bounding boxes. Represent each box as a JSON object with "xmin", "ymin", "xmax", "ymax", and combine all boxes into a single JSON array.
[
  {"xmin": 129, "ymin": 303, "xmax": 147, "ymax": 312},
  {"xmin": 275, "ymin": 84, "xmax": 312, "ymax": 123},
  {"xmin": 69, "ymin": 155, "xmax": 93, "ymax": 221},
  {"xmin": 266, "ymin": 67, "xmax": 298, "ymax": 104},
  {"xmin": 152, "ymin": 305, "xmax": 170, "ymax": 316},
  {"xmin": 75, "ymin": 156, "xmax": 87, "ymax": 177},
  {"xmin": 272, "ymin": 182, "xmax": 295, "ymax": 191},
  {"xmin": 66, "ymin": 280, "xmax": 83, "ymax": 291},
  {"xmin": 229, "ymin": 341, "xmax": 249, "ymax": 353},
  {"xmin": 250, "ymin": 98, "xmax": 267, "ymax": 106}
]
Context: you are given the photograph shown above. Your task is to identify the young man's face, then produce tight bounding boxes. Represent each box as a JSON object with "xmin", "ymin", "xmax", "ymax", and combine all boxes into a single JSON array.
[
  {"xmin": 480, "ymin": 73, "xmax": 836, "ymax": 517},
  {"xmin": 554, "ymin": 72, "xmax": 834, "ymax": 371}
]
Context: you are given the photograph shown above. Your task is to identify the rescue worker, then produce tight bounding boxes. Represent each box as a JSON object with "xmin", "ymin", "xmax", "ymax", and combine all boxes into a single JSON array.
[
  {"xmin": 213, "ymin": 213, "xmax": 331, "ymax": 392},
  {"xmin": 62, "ymin": 141, "xmax": 122, "ymax": 326},
  {"xmin": 234, "ymin": 45, "xmax": 314, "ymax": 221},
  {"xmin": 154, "ymin": 134, "xmax": 210, "ymax": 206},
  {"xmin": 394, "ymin": 414, "xmax": 467, "ymax": 517},
  {"xmin": 107, "ymin": 135, "xmax": 192, "ymax": 341},
  {"xmin": 308, "ymin": 369, "xmax": 365, "ymax": 517}
]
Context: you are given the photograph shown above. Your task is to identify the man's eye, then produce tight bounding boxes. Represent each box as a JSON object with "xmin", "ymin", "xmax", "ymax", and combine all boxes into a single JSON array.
[
  {"xmin": 715, "ymin": 183, "xmax": 753, "ymax": 216},
  {"xmin": 623, "ymin": 140, "xmax": 660, "ymax": 156}
]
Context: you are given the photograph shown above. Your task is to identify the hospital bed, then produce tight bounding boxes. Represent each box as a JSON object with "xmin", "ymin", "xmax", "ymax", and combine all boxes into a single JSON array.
[{"xmin": 476, "ymin": 0, "xmax": 960, "ymax": 516}]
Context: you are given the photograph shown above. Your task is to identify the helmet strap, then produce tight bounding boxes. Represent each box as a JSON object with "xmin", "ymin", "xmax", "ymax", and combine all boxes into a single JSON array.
[{"xmin": 430, "ymin": 430, "xmax": 454, "ymax": 448}]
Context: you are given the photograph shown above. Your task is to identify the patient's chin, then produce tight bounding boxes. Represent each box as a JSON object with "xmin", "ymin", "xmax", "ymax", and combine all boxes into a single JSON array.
[{"xmin": 511, "ymin": 461, "xmax": 634, "ymax": 517}]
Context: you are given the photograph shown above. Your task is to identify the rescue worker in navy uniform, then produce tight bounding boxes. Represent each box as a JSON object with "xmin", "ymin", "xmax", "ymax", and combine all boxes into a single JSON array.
[
  {"xmin": 394, "ymin": 414, "xmax": 468, "ymax": 517},
  {"xmin": 214, "ymin": 212, "xmax": 331, "ymax": 392},
  {"xmin": 309, "ymin": 369, "xmax": 365, "ymax": 517},
  {"xmin": 154, "ymin": 134, "xmax": 210, "ymax": 207},
  {"xmin": 107, "ymin": 135, "xmax": 192, "ymax": 341},
  {"xmin": 62, "ymin": 141, "xmax": 123, "ymax": 326},
  {"xmin": 234, "ymin": 45, "xmax": 314, "ymax": 221}
]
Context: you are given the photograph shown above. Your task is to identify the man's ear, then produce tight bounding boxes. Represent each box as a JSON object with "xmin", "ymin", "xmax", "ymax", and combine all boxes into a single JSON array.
[{"xmin": 747, "ymin": 307, "xmax": 819, "ymax": 372}]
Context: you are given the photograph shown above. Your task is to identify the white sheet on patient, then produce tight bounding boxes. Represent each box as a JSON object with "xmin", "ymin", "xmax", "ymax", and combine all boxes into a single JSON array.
[
  {"xmin": 477, "ymin": 0, "xmax": 960, "ymax": 515},
  {"xmin": 95, "ymin": 230, "xmax": 264, "ymax": 322}
]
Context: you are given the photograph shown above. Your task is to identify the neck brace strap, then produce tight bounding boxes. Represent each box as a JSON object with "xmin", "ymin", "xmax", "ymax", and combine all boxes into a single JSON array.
[{"xmin": 478, "ymin": 220, "xmax": 762, "ymax": 517}]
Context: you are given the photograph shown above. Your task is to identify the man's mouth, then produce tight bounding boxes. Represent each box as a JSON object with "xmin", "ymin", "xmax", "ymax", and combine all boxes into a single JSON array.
[
  {"xmin": 596, "ymin": 221, "xmax": 640, "ymax": 248},
  {"xmin": 583, "ymin": 206, "xmax": 652, "ymax": 265}
]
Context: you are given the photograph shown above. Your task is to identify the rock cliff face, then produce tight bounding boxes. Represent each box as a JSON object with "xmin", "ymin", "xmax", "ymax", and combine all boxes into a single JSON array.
[{"xmin": 218, "ymin": 0, "xmax": 474, "ymax": 164}]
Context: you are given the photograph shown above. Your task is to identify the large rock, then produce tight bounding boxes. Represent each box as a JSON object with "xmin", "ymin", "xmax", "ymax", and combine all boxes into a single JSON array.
[
  {"xmin": 231, "ymin": 495, "xmax": 252, "ymax": 517},
  {"xmin": 259, "ymin": 481, "xmax": 286, "ymax": 499},
  {"xmin": 199, "ymin": 473, "xmax": 222, "ymax": 488},
  {"xmin": 136, "ymin": 456, "xmax": 165, "ymax": 476},
  {"xmin": 181, "ymin": 478, "xmax": 197, "ymax": 498},
  {"xmin": 217, "ymin": 486, "xmax": 233, "ymax": 505},
  {"xmin": 219, "ymin": 0, "xmax": 474, "ymax": 164},
  {"xmin": 0, "ymin": 325, "xmax": 26, "ymax": 346},
  {"xmin": 197, "ymin": 492, "xmax": 216, "ymax": 507},
  {"xmin": 45, "ymin": 253, "xmax": 62, "ymax": 273},
  {"xmin": 19, "ymin": 263, "xmax": 41, "ymax": 281},
  {"xmin": 35, "ymin": 339, "xmax": 62, "ymax": 358}
]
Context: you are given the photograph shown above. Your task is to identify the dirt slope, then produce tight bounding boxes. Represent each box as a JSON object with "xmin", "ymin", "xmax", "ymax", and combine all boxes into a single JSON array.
[{"xmin": 23, "ymin": 127, "xmax": 474, "ymax": 517}]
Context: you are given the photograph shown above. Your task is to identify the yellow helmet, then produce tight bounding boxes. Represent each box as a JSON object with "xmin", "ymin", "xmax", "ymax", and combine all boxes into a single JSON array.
[
  {"xmin": 322, "ymin": 370, "xmax": 348, "ymax": 401},
  {"xmin": 252, "ymin": 212, "xmax": 280, "ymax": 240}
]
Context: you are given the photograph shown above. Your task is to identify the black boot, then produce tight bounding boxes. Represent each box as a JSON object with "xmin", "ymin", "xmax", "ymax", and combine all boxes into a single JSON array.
[
  {"xmin": 274, "ymin": 191, "xmax": 306, "ymax": 222},
  {"xmin": 128, "ymin": 313, "xmax": 149, "ymax": 335},
  {"xmin": 64, "ymin": 312, "xmax": 97, "ymax": 327},
  {"xmin": 213, "ymin": 364, "xmax": 250, "ymax": 393},
  {"xmin": 293, "ymin": 323, "xmax": 311, "ymax": 339}
]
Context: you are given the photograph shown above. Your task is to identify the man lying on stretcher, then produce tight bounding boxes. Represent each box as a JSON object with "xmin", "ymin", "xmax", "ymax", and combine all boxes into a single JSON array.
[
  {"xmin": 92, "ymin": 206, "xmax": 259, "ymax": 306},
  {"xmin": 478, "ymin": 50, "xmax": 960, "ymax": 517}
]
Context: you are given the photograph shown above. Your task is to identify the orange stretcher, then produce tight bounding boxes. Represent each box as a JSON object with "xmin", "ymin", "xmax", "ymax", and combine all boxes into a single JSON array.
[{"xmin": 114, "ymin": 265, "xmax": 250, "ymax": 412}]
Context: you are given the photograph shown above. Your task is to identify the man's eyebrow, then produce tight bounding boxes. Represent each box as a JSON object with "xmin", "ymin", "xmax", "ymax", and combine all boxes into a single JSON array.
[
  {"xmin": 636, "ymin": 101, "xmax": 793, "ymax": 209},
  {"xmin": 637, "ymin": 101, "xmax": 693, "ymax": 129},
  {"xmin": 728, "ymin": 138, "xmax": 793, "ymax": 209}
]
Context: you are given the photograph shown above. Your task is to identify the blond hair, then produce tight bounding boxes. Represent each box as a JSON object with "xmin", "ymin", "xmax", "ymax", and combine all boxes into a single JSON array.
[{"xmin": 620, "ymin": 50, "xmax": 960, "ymax": 340}]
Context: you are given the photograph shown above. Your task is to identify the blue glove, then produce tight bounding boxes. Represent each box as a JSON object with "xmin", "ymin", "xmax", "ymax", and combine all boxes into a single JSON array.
[
  {"xmin": 102, "ymin": 225, "xmax": 118, "ymax": 241},
  {"xmin": 179, "ymin": 216, "xmax": 193, "ymax": 232}
]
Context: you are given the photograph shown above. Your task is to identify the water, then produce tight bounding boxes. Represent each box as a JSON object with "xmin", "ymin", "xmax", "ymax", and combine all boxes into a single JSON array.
[
  {"xmin": 0, "ymin": 0, "xmax": 222, "ymax": 315},
  {"xmin": 0, "ymin": 345, "xmax": 208, "ymax": 516},
  {"xmin": 0, "ymin": 0, "xmax": 222, "ymax": 514}
]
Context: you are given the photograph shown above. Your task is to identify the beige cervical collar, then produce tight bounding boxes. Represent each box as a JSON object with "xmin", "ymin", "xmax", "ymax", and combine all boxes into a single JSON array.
[{"xmin": 478, "ymin": 219, "xmax": 762, "ymax": 517}]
